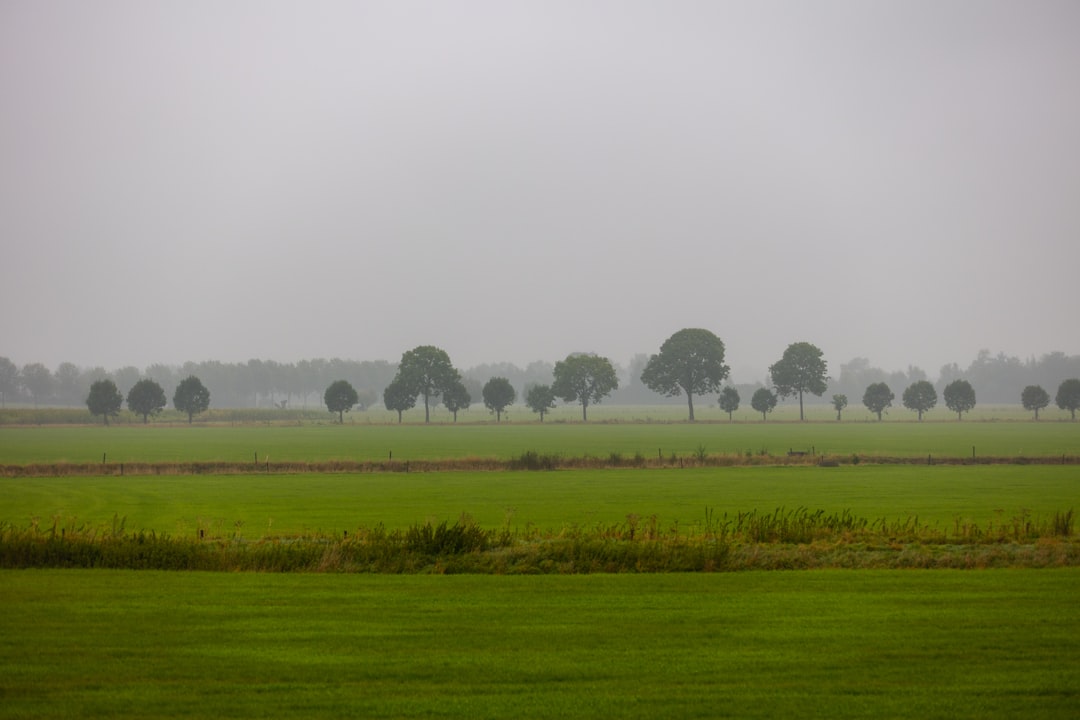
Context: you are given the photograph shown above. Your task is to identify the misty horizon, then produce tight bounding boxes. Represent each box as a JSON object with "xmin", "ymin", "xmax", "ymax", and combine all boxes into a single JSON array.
[{"xmin": 3, "ymin": 2, "xmax": 1078, "ymax": 377}]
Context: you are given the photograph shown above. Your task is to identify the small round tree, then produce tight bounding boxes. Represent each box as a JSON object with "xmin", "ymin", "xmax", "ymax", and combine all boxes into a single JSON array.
[
  {"xmin": 1021, "ymin": 385, "xmax": 1050, "ymax": 421},
  {"xmin": 943, "ymin": 379, "xmax": 976, "ymax": 421},
  {"xmin": 751, "ymin": 387, "xmax": 777, "ymax": 421},
  {"xmin": 831, "ymin": 394, "xmax": 848, "ymax": 421},
  {"xmin": 1056, "ymin": 378, "xmax": 1080, "ymax": 420},
  {"xmin": 173, "ymin": 375, "xmax": 210, "ymax": 424},
  {"xmin": 482, "ymin": 377, "xmax": 516, "ymax": 422},
  {"xmin": 324, "ymin": 380, "xmax": 359, "ymax": 423},
  {"xmin": 525, "ymin": 384, "xmax": 557, "ymax": 422},
  {"xmin": 902, "ymin": 380, "xmax": 937, "ymax": 421},
  {"xmin": 718, "ymin": 386, "xmax": 740, "ymax": 421},
  {"xmin": 86, "ymin": 379, "xmax": 123, "ymax": 425},
  {"xmin": 442, "ymin": 380, "xmax": 471, "ymax": 422},
  {"xmin": 862, "ymin": 382, "xmax": 894, "ymax": 422},
  {"xmin": 127, "ymin": 378, "xmax": 166, "ymax": 423},
  {"xmin": 383, "ymin": 378, "xmax": 415, "ymax": 424}
]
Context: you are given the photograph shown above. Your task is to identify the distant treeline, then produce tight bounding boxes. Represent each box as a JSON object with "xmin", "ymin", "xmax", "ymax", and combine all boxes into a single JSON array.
[{"xmin": 2, "ymin": 349, "xmax": 1079, "ymax": 410}]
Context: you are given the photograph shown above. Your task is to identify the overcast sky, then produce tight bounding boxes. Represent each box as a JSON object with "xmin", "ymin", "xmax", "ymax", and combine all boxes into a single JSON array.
[{"xmin": 2, "ymin": 0, "xmax": 1078, "ymax": 383}]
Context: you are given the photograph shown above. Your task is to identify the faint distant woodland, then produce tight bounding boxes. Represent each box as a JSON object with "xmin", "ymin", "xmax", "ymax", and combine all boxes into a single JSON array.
[{"xmin": 1, "ymin": 349, "xmax": 1078, "ymax": 411}]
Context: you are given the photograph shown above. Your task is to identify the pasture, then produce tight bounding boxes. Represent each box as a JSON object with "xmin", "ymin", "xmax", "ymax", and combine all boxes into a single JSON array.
[
  {"xmin": 1, "ymin": 569, "xmax": 1078, "ymax": 719},
  {"xmin": 2, "ymin": 419, "xmax": 1078, "ymax": 718},
  {"xmin": 2, "ymin": 465, "xmax": 1077, "ymax": 537},
  {"xmin": 1, "ymin": 417, "xmax": 1077, "ymax": 466}
]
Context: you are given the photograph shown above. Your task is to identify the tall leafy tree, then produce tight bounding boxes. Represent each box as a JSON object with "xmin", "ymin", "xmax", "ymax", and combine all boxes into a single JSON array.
[
  {"xmin": 525, "ymin": 384, "xmax": 557, "ymax": 422},
  {"xmin": 21, "ymin": 362, "xmax": 53, "ymax": 408},
  {"xmin": 442, "ymin": 380, "xmax": 471, "ymax": 422},
  {"xmin": 943, "ymin": 379, "xmax": 976, "ymax": 420},
  {"xmin": 902, "ymin": 380, "xmax": 937, "ymax": 421},
  {"xmin": 173, "ymin": 375, "xmax": 210, "ymax": 424},
  {"xmin": 751, "ymin": 387, "xmax": 777, "ymax": 421},
  {"xmin": 1056, "ymin": 378, "xmax": 1080, "ymax": 420},
  {"xmin": 1020, "ymin": 385, "xmax": 1050, "ymax": 421},
  {"xmin": 54, "ymin": 362, "xmax": 83, "ymax": 405},
  {"xmin": 392, "ymin": 345, "xmax": 461, "ymax": 423},
  {"xmin": 640, "ymin": 328, "xmax": 729, "ymax": 421},
  {"xmin": 862, "ymin": 382, "xmax": 894, "ymax": 421},
  {"xmin": 127, "ymin": 378, "xmax": 166, "ymax": 423},
  {"xmin": 324, "ymin": 379, "xmax": 359, "ymax": 423},
  {"xmin": 552, "ymin": 354, "xmax": 619, "ymax": 422},
  {"xmin": 0, "ymin": 356, "xmax": 19, "ymax": 407},
  {"xmin": 383, "ymin": 378, "xmax": 416, "ymax": 424},
  {"xmin": 718, "ymin": 386, "xmax": 740, "ymax": 421},
  {"xmin": 482, "ymin": 377, "xmax": 516, "ymax": 422},
  {"xmin": 768, "ymin": 342, "xmax": 828, "ymax": 421},
  {"xmin": 86, "ymin": 379, "xmax": 123, "ymax": 425},
  {"xmin": 831, "ymin": 394, "xmax": 848, "ymax": 421}
]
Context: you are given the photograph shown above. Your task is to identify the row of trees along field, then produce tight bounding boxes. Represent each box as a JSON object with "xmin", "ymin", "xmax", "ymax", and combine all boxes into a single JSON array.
[{"xmin": 3, "ymin": 337, "xmax": 1080, "ymax": 417}]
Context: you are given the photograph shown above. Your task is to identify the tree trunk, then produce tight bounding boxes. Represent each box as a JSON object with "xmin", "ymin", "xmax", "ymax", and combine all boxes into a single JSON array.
[
  {"xmin": 397, "ymin": 410, "xmax": 403, "ymax": 424},
  {"xmin": 877, "ymin": 410, "xmax": 883, "ymax": 422},
  {"xmin": 581, "ymin": 401, "xmax": 588, "ymax": 422},
  {"xmin": 687, "ymin": 393, "xmax": 695, "ymax": 422},
  {"xmin": 188, "ymin": 411, "xmax": 193, "ymax": 424},
  {"xmin": 338, "ymin": 410, "xmax": 344, "ymax": 424},
  {"xmin": 798, "ymin": 391, "xmax": 804, "ymax": 421},
  {"xmin": 423, "ymin": 392, "xmax": 430, "ymax": 423}
]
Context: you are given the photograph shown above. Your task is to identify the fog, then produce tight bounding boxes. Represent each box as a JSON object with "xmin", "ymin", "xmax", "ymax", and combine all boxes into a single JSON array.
[{"xmin": 2, "ymin": 1, "xmax": 1078, "ymax": 384}]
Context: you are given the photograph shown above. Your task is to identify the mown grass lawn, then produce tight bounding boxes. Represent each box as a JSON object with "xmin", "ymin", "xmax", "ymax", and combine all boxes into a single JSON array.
[
  {"xmin": 1, "ymin": 569, "xmax": 1076, "ymax": 719},
  {"xmin": 2, "ymin": 465, "xmax": 1077, "ymax": 536}
]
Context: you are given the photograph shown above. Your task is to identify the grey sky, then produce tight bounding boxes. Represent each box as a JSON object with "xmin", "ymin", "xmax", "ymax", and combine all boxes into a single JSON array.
[{"xmin": 2, "ymin": 0, "xmax": 1078, "ymax": 383}]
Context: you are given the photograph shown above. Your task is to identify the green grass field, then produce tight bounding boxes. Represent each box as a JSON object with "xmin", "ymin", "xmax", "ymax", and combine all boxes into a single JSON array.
[
  {"xmin": 2, "ymin": 418, "xmax": 1077, "ymax": 466},
  {"xmin": 2, "ymin": 569, "xmax": 1077, "ymax": 719},
  {"xmin": 2, "ymin": 465, "xmax": 1077, "ymax": 537},
  {"xmin": 2, "ymin": 420, "xmax": 1078, "ymax": 717}
]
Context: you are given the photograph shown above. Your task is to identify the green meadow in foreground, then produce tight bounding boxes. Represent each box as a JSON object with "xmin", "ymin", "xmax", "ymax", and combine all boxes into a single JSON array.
[
  {"xmin": 1, "ymin": 569, "xmax": 1077, "ymax": 719},
  {"xmin": 3, "ymin": 465, "xmax": 1077, "ymax": 535},
  {"xmin": 1, "ymin": 419, "xmax": 1078, "ymax": 466}
]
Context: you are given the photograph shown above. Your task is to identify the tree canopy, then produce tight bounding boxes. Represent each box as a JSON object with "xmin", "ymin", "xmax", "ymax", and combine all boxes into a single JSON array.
[
  {"xmin": 324, "ymin": 379, "xmax": 359, "ymax": 423},
  {"xmin": 718, "ymin": 386, "xmax": 740, "ymax": 421},
  {"xmin": 1056, "ymin": 378, "xmax": 1080, "ymax": 420},
  {"xmin": 640, "ymin": 328, "xmax": 729, "ymax": 421},
  {"xmin": 525, "ymin": 384, "xmax": 557, "ymax": 421},
  {"xmin": 831, "ymin": 394, "xmax": 848, "ymax": 421},
  {"xmin": 482, "ymin": 377, "xmax": 516, "ymax": 422},
  {"xmin": 768, "ymin": 342, "xmax": 828, "ymax": 421},
  {"xmin": 382, "ymin": 378, "xmax": 416, "ymax": 423},
  {"xmin": 902, "ymin": 380, "xmax": 937, "ymax": 421},
  {"xmin": 86, "ymin": 379, "xmax": 123, "ymax": 425},
  {"xmin": 441, "ymin": 380, "xmax": 471, "ymax": 422},
  {"xmin": 391, "ymin": 345, "xmax": 461, "ymax": 423},
  {"xmin": 751, "ymin": 387, "xmax": 777, "ymax": 421},
  {"xmin": 552, "ymin": 354, "xmax": 619, "ymax": 422},
  {"xmin": 173, "ymin": 375, "xmax": 210, "ymax": 423},
  {"xmin": 126, "ymin": 378, "xmax": 166, "ymax": 423},
  {"xmin": 1021, "ymin": 385, "xmax": 1050, "ymax": 420},
  {"xmin": 862, "ymin": 382, "xmax": 894, "ymax": 421},
  {"xmin": 943, "ymin": 379, "xmax": 976, "ymax": 420}
]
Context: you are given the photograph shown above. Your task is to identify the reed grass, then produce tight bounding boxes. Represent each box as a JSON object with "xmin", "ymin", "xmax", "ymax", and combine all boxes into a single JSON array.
[{"xmin": 2, "ymin": 506, "xmax": 1074, "ymax": 573}]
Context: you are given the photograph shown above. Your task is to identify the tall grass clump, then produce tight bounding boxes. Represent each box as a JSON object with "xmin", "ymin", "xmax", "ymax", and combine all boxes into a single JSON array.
[
  {"xmin": 509, "ymin": 450, "xmax": 561, "ymax": 470},
  {"xmin": 2, "ymin": 507, "xmax": 1076, "ymax": 573}
]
